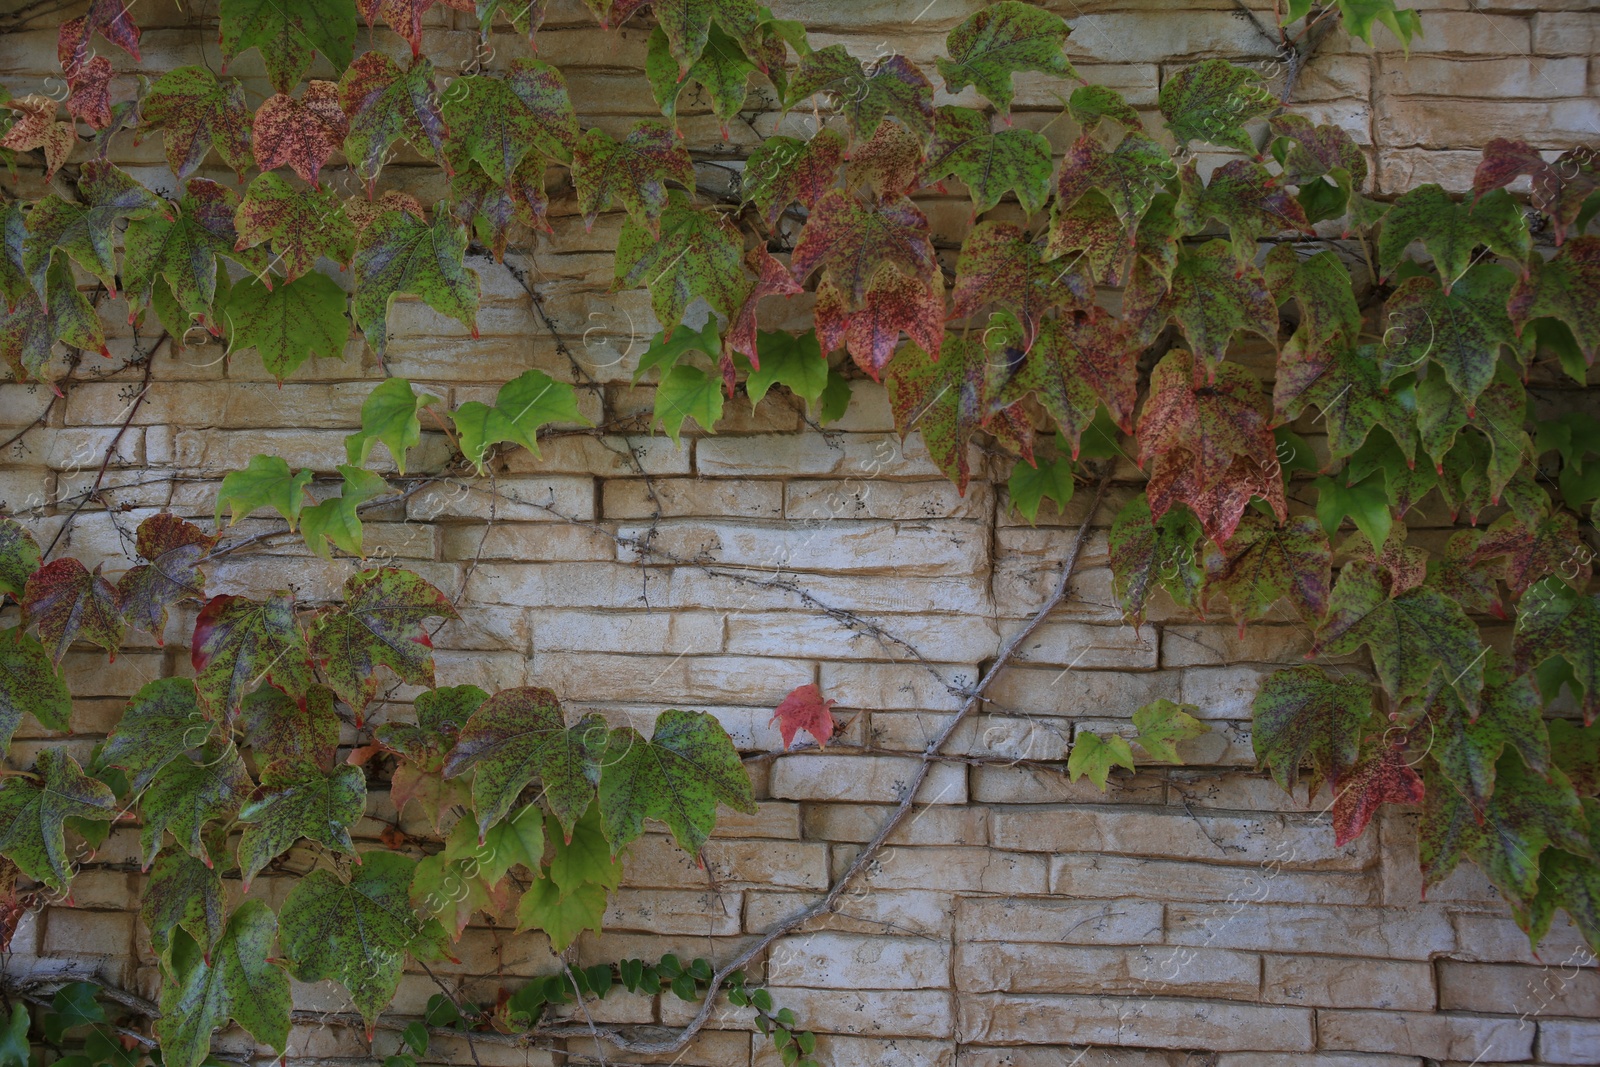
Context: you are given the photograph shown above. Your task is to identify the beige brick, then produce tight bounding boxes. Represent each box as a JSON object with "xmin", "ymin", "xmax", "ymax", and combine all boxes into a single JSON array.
[
  {"xmin": 41, "ymin": 908, "xmax": 135, "ymax": 957},
  {"xmin": 803, "ymin": 802, "xmax": 987, "ymax": 846},
  {"xmin": 615, "ymin": 518, "xmax": 991, "ymax": 576},
  {"xmin": 599, "ymin": 889, "xmax": 743, "ymax": 936},
  {"xmin": 1169, "ymin": 903, "xmax": 1453, "ymax": 958},
  {"xmin": 1541, "ymin": 1019, "xmax": 1600, "ymax": 1065},
  {"xmin": 767, "ymin": 932, "xmax": 950, "ymax": 989},
  {"xmin": 769, "ymin": 754, "xmax": 968, "ymax": 804},
  {"xmin": 726, "ymin": 610, "xmax": 997, "ymax": 662},
  {"xmin": 993, "ymin": 808, "xmax": 1376, "ymax": 869},
  {"xmin": 1216, "ymin": 1056, "xmax": 1421, "ymax": 1067},
  {"xmin": 956, "ymin": 941, "xmax": 1261, "ymax": 998},
  {"xmin": 1438, "ymin": 959, "xmax": 1600, "ymax": 1016},
  {"xmin": 685, "ymin": 986, "xmax": 952, "ymax": 1038},
  {"xmin": 957, "ymin": 897, "xmax": 1163, "ymax": 945},
  {"xmin": 1533, "ymin": 11, "xmax": 1600, "ymax": 54},
  {"xmin": 1317, "ymin": 1010, "xmax": 1535, "ymax": 1060},
  {"xmin": 1263, "ymin": 955, "xmax": 1436, "ymax": 1010},
  {"xmin": 869, "ymin": 712, "xmax": 1073, "ymax": 763},
  {"xmin": 751, "ymin": 1034, "xmax": 953, "ymax": 1067},
  {"xmin": 603, "ymin": 477, "xmax": 784, "ymax": 518},
  {"xmin": 1377, "ymin": 55, "xmax": 1588, "ymax": 97},
  {"xmin": 785, "ymin": 479, "xmax": 991, "ymax": 521},
  {"xmin": 834, "ymin": 845, "xmax": 1049, "ymax": 894},
  {"xmin": 1051, "ymin": 855, "xmax": 1381, "ymax": 905},
  {"xmin": 820, "ymin": 661, "xmax": 975, "ymax": 712},
  {"xmin": 957, "ymin": 994, "xmax": 1315, "ymax": 1050},
  {"xmin": 744, "ymin": 888, "xmax": 954, "ymax": 939},
  {"xmin": 959, "ymin": 1051, "xmax": 1201, "ymax": 1067},
  {"xmin": 971, "ymin": 764, "xmax": 1168, "ymax": 805}
]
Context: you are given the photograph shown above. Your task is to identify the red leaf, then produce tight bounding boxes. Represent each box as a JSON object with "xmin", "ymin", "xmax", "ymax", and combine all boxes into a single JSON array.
[
  {"xmin": 1332, "ymin": 738, "xmax": 1424, "ymax": 847},
  {"xmin": 742, "ymin": 130, "xmax": 846, "ymax": 230},
  {"xmin": 726, "ymin": 248, "xmax": 802, "ymax": 365},
  {"xmin": 850, "ymin": 119, "xmax": 923, "ymax": 200},
  {"xmin": 85, "ymin": 0, "xmax": 142, "ymax": 60},
  {"xmin": 0, "ymin": 95, "xmax": 76, "ymax": 181},
  {"xmin": 1137, "ymin": 349, "xmax": 1286, "ymax": 544},
  {"xmin": 358, "ymin": 0, "xmax": 465, "ymax": 55},
  {"xmin": 252, "ymin": 81, "xmax": 348, "ymax": 186},
  {"xmin": 116, "ymin": 513, "xmax": 217, "ymax": 641},
  {"xmin": 951, "ymin": 221, "xmax": 1091, "ymax": 351},
  {"xmin": 23, "ymin": 557, "xmax": 124, "ymax": 663},
  {"xmin": 1474, "ymin": 138, "xmax": 1597, "ymax": 244},
  {"xmin": 790, "ymin": 189, "xmax": 936, "ymax": 306},
  {"xmin": 771, "ymin": 684, "xmax": 837, "ymax": 750},
  {"xmin": 823, "ymin": 265, "xmax": 943, "ymax": 380},
  {"xmin": 64, "ymin": 57, "xmax": 115, "ymax": 130}
]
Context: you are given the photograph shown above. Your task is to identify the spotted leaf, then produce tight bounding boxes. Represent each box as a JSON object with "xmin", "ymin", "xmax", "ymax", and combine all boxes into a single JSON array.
[
  {"xmin": 338, "ymin": 52, "xmax": 446, "ymax": 183},
  {"xmin": 220, "ymin": 0, "xmax": 356, "ymax": 94},
  {"xmin": 234, "ymin": 173, "xmax": 356, "ymax": 284},
  {"xmin": 156, "ymin": 901, "xmax": 290, "ymax": 1067},
  {"xmin": 0, "ymin": 95, "xmax": 75, "ymax": 180},
  {"xmin": 597, "ymin": 709, "xmax": 755, "ymax": 854},
  {"xmin": 741, "ymin": 130, "xmax": 845, "ymax": 229},
  {"xmin": 141, "ymin": 67, "xmax": 254, "ymax": 180},
  {"xmin": 225, "ymin": 271, "xmax": 350, "ymax": 381},
  {"xmin": 1508, "ymin": 236, "xmax": 1600, "ymax": 365},
  {"xmin": 307, "ymin": 567, "xmax": 456, "ymax": 712},
  {"xmin": 571, "ymin": 120, "xmax": 695, "ymax": 234},
  {"xmin": 0, "ymin": 749, "xmax": 115, "ymax": 891},
  {"xmin": 252, "ymin": 82, "xmax": 348, "ymax": 186},
  {"xmin": 1252, "ymin": 664, "xmax": 1373, "ymax": 796},
  {"xmin": 792, "ymin": 189, "xmax": 935, "ymax": 307},
  {"xmin": 116, "ymin": 514, "xmax": 216, "ymax": 641},
  {"xmin": 22, "ymin": 160, "xmax": 165, "ymax": 300},
  {"xmin": 612, "ymin": 190, "xmax": 747, "ymax": 333},
  {"xmin": 921, "ymin": 105, "xmax": 1051, "ymax": 216},
  {"xmin": 123, "ymin": 179, "xmax": 266, "ymax": 326},
  {"xmin": 934, "ymin": 1, "xmax": 1073, "ymax": 114},
  {"xmin": 1377, "ymin": 184, "xmax": 1530, "ymax": 291},
  {"xmin": 787, "ymin": 47, "xmax": 933, "ymax": 141},
  {"xmin": 1332, "ymin": 737, "xmax": 1425, "ymax": 847},
  {"xmin": 1201, "ymin": 513, "xmax": 1331, "ymax": 629},
  {"xmin": 351, "ymin": 206, "xmax": 479, "ymax": 357},
  {"xmin": 1158, "ymin": 59, "xmax": 1276, "ymax": 155},
  {"xmin": 0, "ymin": 627, "xmax": 71, "ymax": 757},
  {"xmin": 22, "ymin": 557, "xmax": 122, "ymax": 664},
  {"xmin": 192, "ymin": 593, "xmax": 316, "ymax": 720},
  {"xmin": 103, "ymin": 679, "xmax": 214, "ymax": 796},
  {"xmin": 237, "ymin": 763, "xmax": 366, "ymax": 886}
]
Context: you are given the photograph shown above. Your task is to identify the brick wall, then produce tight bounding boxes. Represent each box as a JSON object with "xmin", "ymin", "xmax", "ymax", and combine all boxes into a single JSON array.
[{"xmin": 2, "ymin": 0, "xmax": 1599, "ymax": 1064}]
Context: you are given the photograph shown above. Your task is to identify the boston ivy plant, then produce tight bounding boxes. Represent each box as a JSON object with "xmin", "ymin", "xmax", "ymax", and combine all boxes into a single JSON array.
[{"xmin": 2, "ymin": 0, "xmax": 1600, "ymax": 1062}]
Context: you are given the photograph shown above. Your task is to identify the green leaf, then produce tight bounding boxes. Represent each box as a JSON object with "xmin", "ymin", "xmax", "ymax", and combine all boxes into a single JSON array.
[
  {"xmin": 934, "ymin": 1, "xmax": 1074, "ymax": 114},
  {"xmin": 1312, "ymin": 471, "xmax": 1391, "ymax": 551},
  {"xmin": 193, "ymin": 593, "xmax": 316, "ymax": 719},
  {"xmin": 1384, "ymin": 264, "xmax": 1519, "ymax": 411},
  {"xmin": 1508, "ymin": 236, "xmax": 1600, "ymax": 365},
  {"xmin": 1515, "ymin": 580, "xmax": 1600, "ymax": 725},
  {"xmin": 2, "ymin": 258, "xmax": 109, "ymax": 385},
  {"xmin": 237, "ymin": 763, "xmax": 366, "ymax": 886},
  {"xmin": 411, "ymin": 816, "xmax": 509, "ymax": 939},
  {"xmin": 157, "ymin": 901, "xmax": 291, "ymax": 1067},
  {"xmin": 635, "ymin": 320, "xmax": 721, "ymax": 385},
  {"xmin": 547, "ymin": 802, "xmax": 623, "ymax": 897},
  {"xmin": 279, "ymin": 852, "xmax": 453, "ymax": 1034},
  {"xmin": 1527, "ymin": 798, "xmax": 1600, "ymax": 955},
  {"xmin": 139, "ymin": 744, "xmax": 252, "ymax": 867},
  {"xmin": 613, "ymin": 191, "xmax": 749, "ymax": 334},
  {"xmin": 1052, "ymin": 133, "xmax": 1173, "ymax": 262},
  {"xmin": 450, "ymin": 368, "xmax": 587, "ymax": 470},
  {"xmin": 0, "ymin": 516, "xmax": 40, "ymax": 600},
  {"xmin": 920, "ymin": 106, "xmax": 1052, "ymax": 216},
  {"xmin": 443, "ymin": 687, "xmax": 604, "ymax": 839},
  {"xmin": 747, "ymin": 329, "xmax": 828, "ymax": 407},
  {"xmin": 787, "ymin": 47, "xmax": 934, "ymax": 141},
  {"xmin": 515, "ymin": 872, "xmax": 605, "ymax": 952},
  {"xmin": 1378, "ymin": 184, "xmax": 1528, "ymax": 291},
  {"xmin": 241, "ymin": 684, "xmax": 340, "ymax": 773},
  {"xmin": 22, "ymin": 161, "xmax": 166, "ymax": 299},
  {"xmin": 1007, "ymin": 452, "xmax": 1073, "ymax": 525},
  {"xmin": 308, "ymin": 567, "xmax": 457, "ymax": 713},
  {"xmin": 1315, "ymin": 560, "xmax": 1486, "ymax": 711},
  {"xmin": 1201, "ymin": 512, "xmax": 1331, "ymax": 628},
  {"xmin": 887, "ymin": 332, "xmax": 1029, "ymax": 495},
  {"xmin": 0, "ymin": 626, "xmax": 71, "ymax": 753},
  {"xmin": 441, "ymin": 64, "xmax": 579, "ymax": 184},
  {"xmin": 122, "ymin": 179, "xmax": 264, "ymax": 325},
  {"xmin": 817, "ymin": 366, "xmax": 852, "ymax": 423},
  {"xmin": 646, "ymin": 22, "xmax": 756, "ymax": 128},
  {"xmin": 377, "ymin": 685, "xmax": 482, "ymax": 831},
  {"xmin": 1107, "ymin": 495, "xmax": 1204, "ymax": 625},
  {"xmin": 0, "ymin": 749, "xmax": 115, "ymax": 890},
  {"xmin": 1176, "ymin": 159, "xmax": 1310, "ymax": 261},
  {"xmin": 0, "ymin": 1003, "xmax": 28, "ymax": 1067},
  {"xmin": 1067, "ymin": 85, "xmax": 1142, "ymax": 133},
  {"xmin": 142, "ymin": 851, "xmax": 228, "ymax": 961},
  {"xmin": 571, "ymin": 120, "xmax": 696, "ymax": 234},
  {"xmin": 1158, "ymin": 59, "xmax": 1277, "ymax": 155},
  {"xmin": 219, "ymin": 0, "xmax": 357, "ymax": 94},
  {"xmin": 1333, "ymin": 0, "xmax": 1423, "ymax": 50},
  {"xmin": 103, "ymin": 678, "xmax": 213, "ymax": 795},
  {"xmin": 215, "ymin": 454, "xmax": 314, "ymax": 530},
  {"xmin": 233, "ymin": 173, "xmax": 356, "ymax": 285},
  {"xmin": 1160, "ymin": 240, "xmax": 1278, "ymax": 379},
  {"xmin": 1066, "ymin": 730, "xmax": 1135, "ymax": 791},
  {"xmin": 1251, "ymin": 664, "xmax": 1373, "ymax": 795},
  {"xmin": 300, "ymin": 466, "xmax": 394, "ymax": 560},
  {"xmin": 1423, "ymin": 653, "xmax": 1549, "ymax": 812},
  {"xmin": 352, "ymin": 206, "xmax": 479, "ymax": 357},
  {"xmin": 225, "ymin": 271, "xmax": 350, "ymax": 381},
  {"xmin": 1131, "ymin": 699, "xmax": 1206, "ymax": 763},
  {"xmin": 141, "ymin": 66, "xmax": 254, "ymax": 180},
  {"xmin": 48, "ymin": 983, "xmax": 104, "ymax": 1039},
  {"xmin": 654, "ymin": 363, "xmax": 726, "ymax": 445},
  {"xmin": 597, "ymin": 708, "xmax": 755, "ymax": 855},
  {"xmin": 339, "ymin": 52, "xmax": 446, "ymax": 182}
]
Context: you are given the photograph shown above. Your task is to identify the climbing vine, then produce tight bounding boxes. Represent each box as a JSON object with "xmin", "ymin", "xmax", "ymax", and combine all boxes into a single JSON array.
[{"xmin": 1, "ymin": 0, "xmax": 1599, "ymax": 1062}]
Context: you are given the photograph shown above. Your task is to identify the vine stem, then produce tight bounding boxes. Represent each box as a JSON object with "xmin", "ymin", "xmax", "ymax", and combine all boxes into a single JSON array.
[{"xmin": 536, "ymin": 464, "xmax": 1117, "ymax": 1056}]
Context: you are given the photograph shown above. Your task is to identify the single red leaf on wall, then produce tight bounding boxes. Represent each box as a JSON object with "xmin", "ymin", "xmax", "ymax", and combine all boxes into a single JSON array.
[
  {"xmin": 23, "ymin": 557, "xmax": 125, "ymax": 663},
  {"xmin": 1332, "ymin": 738, "xmax": 1425, "ymax": 847},
  {"xmin": 253, "ymin": 81, "xmax": 348, "ymax": 187},
  {"xmin": 771, "ymin": 684, "xmax": 837, "ymax": 750}
]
